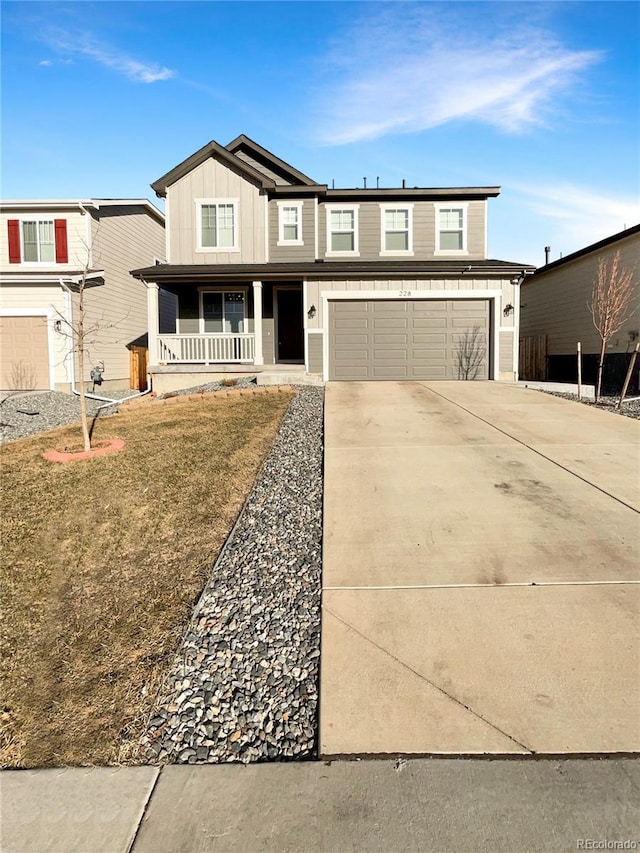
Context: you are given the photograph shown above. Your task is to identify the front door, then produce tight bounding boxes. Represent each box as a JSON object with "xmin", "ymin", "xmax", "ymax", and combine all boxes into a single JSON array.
[{"xmin": 276, "ymin": 288, "xmax": 304, "ymax": 362}]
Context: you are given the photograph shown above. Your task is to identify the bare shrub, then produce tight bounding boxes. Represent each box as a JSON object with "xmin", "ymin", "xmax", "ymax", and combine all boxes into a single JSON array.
[
  {"xmin": 8, "ymin": 361, "xmax": 37, "ymax": 391},
  {"xmin": 456, "ymin": 326, "xmax": 486, "ymax": 380}
]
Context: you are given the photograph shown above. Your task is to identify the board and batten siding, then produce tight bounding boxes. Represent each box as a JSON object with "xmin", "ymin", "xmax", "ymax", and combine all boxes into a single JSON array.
[
  {"xmin": 0, "ymin": 208, "xmax": 90, "ymax": 270},
  {"xmin": 0, "ymin": 284, "xmax": 69, "ymax": 387},
  {"xmin": 305, "ymin": 277, "xmax": 516, "ymax": 329},
  {"xmin": 520, "ymin": 231, "xmax": 640, "ymax": 356},
  {"xmin": 317, "ymin": 200, "xmax": 486, "ymax": 260},
  {"xmin": 167, "ymin": 157, "xmax": 266, "ymax": 265},
  {"xmin": 80, "ymin": 206, "xmax": 165, "ymax": 386},
  {"xmin": 307, "ymin": 331, "xmax": 323, "ymax": 373},
  {"xmin": 268, "ymin": 199, "xmax": 316, "ymax": 262}
]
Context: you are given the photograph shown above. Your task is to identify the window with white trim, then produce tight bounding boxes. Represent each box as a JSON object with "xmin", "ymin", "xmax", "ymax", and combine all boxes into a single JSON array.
[
  {"xmin": 197, "ymin": 200, "xmax": 238, "ymax": 250},
  {"xmin": 327, "ymin": 206, "xmax": 359, "ymax": 254},
  {"xmin": 381, "ymin": 206, "xmax": 413, "ymax": 254},
  {"xmin": 277, "ymin": 202, "xmax": 303, "ymax": 245},
  {"xmin": 436, "ymin": 206, "xmax": 467, "ymax": 252},
  {"xmin": 23, "ymin": 220, "xmax": 55, "ymax": 262},
  {"xmin": 202, "ymin": 291, "xmax": 245, "ymax": 333}
]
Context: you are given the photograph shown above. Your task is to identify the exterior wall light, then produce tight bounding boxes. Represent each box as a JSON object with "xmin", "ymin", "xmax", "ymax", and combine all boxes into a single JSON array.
[
  {"xmin": 54, "ymin": 319, "xmax": 63, "ymax": 333},
  {"xmin": 503, "ymin": 303, "xmax": 514, "ymax": 317},
  {"xmin": 307, "ymin": 304, "xmax": 317, "ymax": 319}
]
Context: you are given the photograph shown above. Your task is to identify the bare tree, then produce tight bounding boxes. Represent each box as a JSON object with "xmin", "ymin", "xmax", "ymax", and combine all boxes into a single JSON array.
[
  {"xmin": 456, "ymin": 326, "xmax": 486, "ymax": 380},
  {"xmin": 54, "ymin": 266, "xmax": 107, "ymax": 451},
  {"xmin": 589, "ymin": 251, "xmax": 637, "ymax": 402}
]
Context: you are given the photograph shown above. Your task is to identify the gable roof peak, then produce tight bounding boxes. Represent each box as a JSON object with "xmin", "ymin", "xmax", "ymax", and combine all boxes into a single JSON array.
[{"xmin": 225, "ymin": 134, "xmax": 318, "ymax": 187}]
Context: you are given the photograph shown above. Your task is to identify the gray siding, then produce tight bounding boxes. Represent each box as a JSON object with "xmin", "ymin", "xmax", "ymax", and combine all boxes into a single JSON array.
[
  {"xmin": 269, "ymin": 199, "xmax": 316, "ymax": 262},
  {"xmin": 307, "ymin": 332, "xmax": 323, "ymax": 373},
  {"xmin": 81, "ymin": 206, "xmax": 165, "ymax": 385},
  {"xmin": 520, "ymin": 231, "xmax": 640, "ymax": 355},
  {"xmin": 499, "ymin": 330, "xmax": 515, "ymax": 374},
  {"xmin": 317, "ymin": 200, "xmax": 486, "ymax": 260},
  {"xmin": 159, "ymin": 289, "xmax": 177, "ymax": 334}
]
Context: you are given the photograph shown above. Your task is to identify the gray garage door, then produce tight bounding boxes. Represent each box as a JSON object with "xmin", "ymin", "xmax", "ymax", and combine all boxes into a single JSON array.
[{"xmin": 328, "ymin": 299, "xmax": 490, "ymax": 380}]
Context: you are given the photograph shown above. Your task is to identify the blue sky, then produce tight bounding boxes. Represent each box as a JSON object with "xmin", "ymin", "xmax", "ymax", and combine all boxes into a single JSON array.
[{"xmin": 1, "ymin": 1, "xmax": 638, "ymax": 266}]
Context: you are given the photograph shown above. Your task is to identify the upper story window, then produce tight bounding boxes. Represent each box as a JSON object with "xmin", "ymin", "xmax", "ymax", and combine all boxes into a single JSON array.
[
  {"xmin": 436, "ymin": 204, "xmax": 467, "ymax": 253},
  {"xmin": 380, "ymin": 205, "xmax": 413, "ymax": 255},
  {"xmin": 196, "ymin": 200, "xmax": 238, "ymax": 251},
  {"xmin": 327, "ymin": 205, "xmax": 359, "ymax": 255},
  {"xmin": 277, "ymin": 202, "xmax": 303, "ymax": 246},
  {"xmin": 7, "ymin": 218, "xmax": 68, "ymax": 264}
]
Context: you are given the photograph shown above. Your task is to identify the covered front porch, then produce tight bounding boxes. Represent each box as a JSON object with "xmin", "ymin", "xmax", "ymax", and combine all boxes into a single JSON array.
[{"xmin": 147, "ymin": 279, "xmax": 305, "ymax": 370}]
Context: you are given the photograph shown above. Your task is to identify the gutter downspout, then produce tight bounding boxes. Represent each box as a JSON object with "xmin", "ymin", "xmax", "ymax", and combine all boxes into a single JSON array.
[{"xmin": 59, "ymin": 278, "xmax": 151, "ymax": 405}]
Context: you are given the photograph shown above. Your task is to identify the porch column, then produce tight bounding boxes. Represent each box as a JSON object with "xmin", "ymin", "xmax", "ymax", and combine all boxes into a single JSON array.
[
  {"xmin": 146, "ymin": 281, "xmax": 159, "ymax": 365},
  {"xmin": 252, "ymin": 280, "xmax": 264, "ymax": 365}
]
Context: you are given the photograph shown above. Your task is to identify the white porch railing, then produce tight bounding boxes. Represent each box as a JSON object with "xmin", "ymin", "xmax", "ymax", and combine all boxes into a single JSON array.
[{"xmin": 158, "ymin": 333, "xmax": 255, "ymax": 364}]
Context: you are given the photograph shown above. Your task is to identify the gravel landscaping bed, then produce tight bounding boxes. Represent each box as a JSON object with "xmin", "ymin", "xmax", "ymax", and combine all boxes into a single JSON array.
[
  {"xmin": 140, "ymin": 385, "xmax": 324, "ymax": 765},
  {"xmin": 0, "ymin": 379, "xmax": 259, "ymax": 444},
  {"xmin": 539, "ymin": 390, "xmax": 640, "ymax": 420},
  {"xmin": 0, "ymin": 391, "xmax": 127, "ymax": 444}
]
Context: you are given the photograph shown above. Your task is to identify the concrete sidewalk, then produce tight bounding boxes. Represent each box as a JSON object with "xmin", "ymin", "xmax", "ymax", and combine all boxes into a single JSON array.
[
  {"xmin": 321, "ymin": 382, "xmax": 640, "ymax": 756},
  {"xmin": 2, "ymin": 759, "xmax": 639, "ymax": 852}
]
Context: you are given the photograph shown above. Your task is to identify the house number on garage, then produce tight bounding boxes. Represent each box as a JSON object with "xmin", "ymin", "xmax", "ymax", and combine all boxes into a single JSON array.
[{"xmin": 398, "ymin": 290, "xmax": 413, "ymax": 297}]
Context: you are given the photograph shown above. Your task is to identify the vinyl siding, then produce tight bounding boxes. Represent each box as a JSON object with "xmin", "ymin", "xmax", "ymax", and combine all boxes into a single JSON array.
[
  {"xmin": 307, "ymin": 331, "xmax": 323, "ymax": 373},
  {"xmin": 499, "ymin": 329, "xmax": 515, "ymax": 374},
  {"xmin": 0, "ymin": 208, "xmax": 90, "ymax": 271},
  {"xmin": 317, "ymin": 200, "xmax": 486, "ymax": 260},
  {"xmin": 305, "ymin": 277, "xmax": 515, "ymax": 330},
  {"xmin": 520, "ymin": 231, "xmax": 640, "ymax": 355},
  {"xmin": 0, "ymin": 284, "xmax": 69, "ymax": 386},
  {"xmin": 167, "ymin": 157, "xmax": 266, "ymax": 265},
  {"xmin": 269, "ymin": 199, "xmax": 316, "ymax": 262},
  {"xmin": 80, "ymin": 206, "xmax": 165, "ymax": 385}
]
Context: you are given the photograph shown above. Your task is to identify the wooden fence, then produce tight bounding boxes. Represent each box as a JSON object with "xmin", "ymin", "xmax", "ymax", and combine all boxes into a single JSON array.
[
  {"xmin": 129, "ymin": 345, "xmax": 148, "ymax": 390},
  {"xmin": 519, "ymin": 335, "xmax": 548, "ymax": 380}
]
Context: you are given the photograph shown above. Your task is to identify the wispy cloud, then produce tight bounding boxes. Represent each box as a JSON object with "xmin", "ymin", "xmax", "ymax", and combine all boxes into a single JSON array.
[
  {"xmin": 315, "ymin": 6, "xmax": 602, "ymax": 144},
  {"xmin": 512, "ymin": 181, "xmax": 639, "ymax": 253},
  {"xmin": 41, "ymin": 28, "xmax": 174, "ymax": 83}
]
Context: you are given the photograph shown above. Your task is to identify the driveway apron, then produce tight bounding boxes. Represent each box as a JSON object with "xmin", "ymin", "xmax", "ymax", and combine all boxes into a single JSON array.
[{"xmin": 320, "ymin": 382, "xmax": 640, "ymax": 755}]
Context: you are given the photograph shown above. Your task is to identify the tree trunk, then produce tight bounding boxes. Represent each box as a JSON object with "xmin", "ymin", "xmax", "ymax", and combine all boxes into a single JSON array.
[
  {"xmin": 595, "ymin": 338, "xmax": 607, "ymax": 404},
  {"xmin": 77, "ymin": 285, "xmax": 91, "ymax": 451}
]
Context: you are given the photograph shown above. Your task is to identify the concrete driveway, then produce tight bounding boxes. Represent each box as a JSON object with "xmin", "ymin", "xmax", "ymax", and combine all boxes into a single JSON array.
[{"xmin": 320, "ymin": 382, "xmax": 640, "ymax": 755}]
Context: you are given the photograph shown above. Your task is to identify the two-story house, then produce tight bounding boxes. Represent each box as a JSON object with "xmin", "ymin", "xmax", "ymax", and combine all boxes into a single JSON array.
[
  {"xmin": 132, "ymin": 136, "xmax": 533, "ymax": 391},
  {"xmin": 0, "ymin": 199, "xmax": 167, "ymax": 392}
]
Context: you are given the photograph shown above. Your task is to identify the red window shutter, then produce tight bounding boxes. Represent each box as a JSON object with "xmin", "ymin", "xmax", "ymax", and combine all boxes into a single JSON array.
[
  {"xmin": 54, "ymin": 219, "xmax": 68, "ymax": 263},
  {"xmin": 8, "ymin": 219, "xmax": 21, "ymax": 263}
]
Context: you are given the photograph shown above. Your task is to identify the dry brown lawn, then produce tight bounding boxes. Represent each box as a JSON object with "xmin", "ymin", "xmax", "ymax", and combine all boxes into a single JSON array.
[{"xmin": 0, "ymin": 391, "xmax": 294, "ymax": 768}]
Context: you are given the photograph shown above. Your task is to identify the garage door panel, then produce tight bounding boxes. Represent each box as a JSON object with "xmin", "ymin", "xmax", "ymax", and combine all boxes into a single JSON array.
[
  {"xmin": 0, "ymin": 315, "xmax": 51, "ymax": 391},
  {"xmin": 329, "ymin": 299, "xmax": 490, "ymax": 381},
  {"xmin": 335, "ymin": 317, "xmax": 370, "ymax": 330}
]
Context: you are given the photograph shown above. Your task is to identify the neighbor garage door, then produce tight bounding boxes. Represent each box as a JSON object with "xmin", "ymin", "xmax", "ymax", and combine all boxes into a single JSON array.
[
  {"xmin": 0, "ymin": 315, "xmax": 51, "ymax": 390},
  {"xmin": 328, "ymin": 299, "xmax": 490, "ymax": 381}
]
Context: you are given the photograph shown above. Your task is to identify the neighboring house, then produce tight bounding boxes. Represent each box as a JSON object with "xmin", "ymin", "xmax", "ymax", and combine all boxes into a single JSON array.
[
  {"xmin": 0, "ymin": 199, "xmax": 168, "ymax": 392},
  {"xmin": 520, "ymin": 225, "xmax": 640, "ymax": 390},
  {"xmin": 132, "ymin": 135, "xmax": 533, "ymax": 390}
]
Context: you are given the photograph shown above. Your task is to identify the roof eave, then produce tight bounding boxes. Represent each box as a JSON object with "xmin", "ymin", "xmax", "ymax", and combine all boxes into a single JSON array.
[
  {"xmin": 225, "ymin": 134, "xmax": 319, "ymax": 186},
  {"xmin": 151, "ymin": 141, "xmax": 276, "ymax": 198}
]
